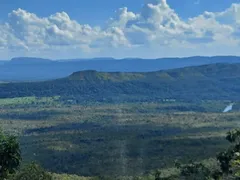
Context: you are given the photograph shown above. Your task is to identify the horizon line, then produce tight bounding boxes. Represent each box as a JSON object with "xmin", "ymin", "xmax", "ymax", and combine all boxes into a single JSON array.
[{"xmin": 1, "ymin": 55, "xmax": 240, "ymax": 61}]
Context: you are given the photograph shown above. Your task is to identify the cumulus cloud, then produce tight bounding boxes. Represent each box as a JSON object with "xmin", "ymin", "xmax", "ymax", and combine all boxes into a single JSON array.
[
  {"xmin": 1, "ymin": 0, "xmax": 240, "ymax": 58},
  {"xmin": 2, "ymin": 8, "xmax": 128, "ymax": 56}
]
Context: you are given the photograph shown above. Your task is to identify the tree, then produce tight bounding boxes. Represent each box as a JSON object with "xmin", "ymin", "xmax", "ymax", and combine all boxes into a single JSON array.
[
  {"xmin": 175, "ymin": 160, "xmax": 221, "ymax": 180},
  {"xmin": 155, "ymin": 170, "xmax": 161, "ymax": 180},
  {"xmin": 0, "ymin": 130, "xmax": 21, "ymax": 179},
  {"xmin": 174, "ymin": 129, "xmax": 240, "ymax": 180},
  {"xmin": 216, "ymin": 129, "xmax": 240, "ymax": 179},
  {"xmin": 0, "ymin": 130, "xmax": 52, "ymax": 180},
  {"xmin": 11, "ymin": 162, "xmax": 52, "ymax": 180},
  {"xmin": 154, "ymin": 169, "xmax": 179, "ymax": 180}
]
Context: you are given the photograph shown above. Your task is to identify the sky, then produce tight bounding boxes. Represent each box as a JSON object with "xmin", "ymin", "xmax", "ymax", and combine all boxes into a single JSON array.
[{"xmin": 1, "ymin": 0, "xmax": 240, "ymax": 59}]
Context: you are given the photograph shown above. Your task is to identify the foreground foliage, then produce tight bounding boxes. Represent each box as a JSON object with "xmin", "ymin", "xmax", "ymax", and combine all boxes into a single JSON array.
[
  {"xmin": 0, "ymin": 130, "xmax": 52, "ymax": 180},
  {"xmin": 0, "ymin": 130, "xmax": 21, "ymax": 179},
  {"xmin": 11, "ymin": 163, "xmax": 52, "ymax": 180},
  {"xmin": 155, "ymin": 129, "xmax": 240, "ymax": 180}
]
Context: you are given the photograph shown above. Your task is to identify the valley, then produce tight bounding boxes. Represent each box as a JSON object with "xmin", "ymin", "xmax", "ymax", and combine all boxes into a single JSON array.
[
  {"xmin": 1, "ymin": 63, "xmax": 240, "ymax": 179},
  {"xmin": 2, "ymin": 0, "xmax": 240, "ymax": 179}
]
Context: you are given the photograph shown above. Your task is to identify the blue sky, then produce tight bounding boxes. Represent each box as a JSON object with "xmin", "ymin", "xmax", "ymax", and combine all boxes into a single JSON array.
[
  {"xmin": 1, "ymin": 0, "xmax": 240, "ymax": 59},
  {"xmin": 1, "ymin": 0, "xmax": 239, "ymax": 25}
]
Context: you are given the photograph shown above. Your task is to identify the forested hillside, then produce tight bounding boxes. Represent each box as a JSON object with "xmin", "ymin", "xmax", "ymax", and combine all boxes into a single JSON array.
[
  {"xmin": 1, "ymin": 63, "xmax": 240, "ymax": 103},
  {"xmin": 1, "ymin": 56, "xmax": 240, "ymax": 81}
]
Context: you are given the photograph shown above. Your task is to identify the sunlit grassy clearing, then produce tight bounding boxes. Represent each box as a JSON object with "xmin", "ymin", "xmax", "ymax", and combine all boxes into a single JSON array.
[{"xmin": 0, "ymin": 96, "xmax": 60, "ymax": 106}]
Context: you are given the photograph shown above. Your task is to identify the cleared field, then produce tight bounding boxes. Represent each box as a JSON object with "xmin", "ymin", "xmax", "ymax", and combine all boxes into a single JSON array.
[{"xmin": 0, "ymin": 96, "xmax": 60, "ymax": 106}]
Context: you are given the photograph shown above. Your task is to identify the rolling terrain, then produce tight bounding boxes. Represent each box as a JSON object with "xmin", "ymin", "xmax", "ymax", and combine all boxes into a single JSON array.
[
  {"xmin": 1, "ymin": 56, "xmax": 240, "ymax": 81},
  {"xmin": 1, "ymin": 63, "xmax": 240, "ymax": 103},
  {"xmin": 1, "ymin": 63, "xmax": 240, "ymax": 179}
]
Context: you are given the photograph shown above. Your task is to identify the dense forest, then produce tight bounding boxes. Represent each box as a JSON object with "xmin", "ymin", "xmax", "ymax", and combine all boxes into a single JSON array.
[{"xmin": 2, "ymin": 127, "xmax": 240, "ymax": 180}]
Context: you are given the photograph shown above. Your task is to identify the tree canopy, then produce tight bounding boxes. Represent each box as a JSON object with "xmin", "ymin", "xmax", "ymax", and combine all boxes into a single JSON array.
[{"xmin": 0, "ymin": 130, "xmax": 21, "ymax": 179}]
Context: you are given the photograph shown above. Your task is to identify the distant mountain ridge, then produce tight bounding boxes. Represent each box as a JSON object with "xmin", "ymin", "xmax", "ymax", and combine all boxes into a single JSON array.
[
  {"xmin": 1, "ymin": 63, "xmax": 240, "ymax": 102},
  {"xmin": 1, "ymin": 56, "xmax": 240, "ymax": 81},
  {"xmin": 9, "ymin": 57, "xmax": 53, "ymax": 64}
]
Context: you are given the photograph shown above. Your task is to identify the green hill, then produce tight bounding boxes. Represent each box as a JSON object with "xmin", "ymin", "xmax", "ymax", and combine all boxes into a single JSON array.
[
  {"xmin": 68, "ymin": 70, "xmax": 145, "ymax": 82},
  {"xmin": 1, "ymin": 63, "xmax": 240, "ymax": 103},
  {"xmin": 2, "ymin": 56, "xmax": 240, "ymax": 81}
]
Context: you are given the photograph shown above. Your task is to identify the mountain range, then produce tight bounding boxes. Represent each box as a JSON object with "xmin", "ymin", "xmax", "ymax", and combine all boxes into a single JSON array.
[
  {"xmin": 1, "ymin": 63, "xmax": 240, "ymax": 103},
  {"xmin": 1, "ymin": 56, "xmax": 240, "ymax": 81}
]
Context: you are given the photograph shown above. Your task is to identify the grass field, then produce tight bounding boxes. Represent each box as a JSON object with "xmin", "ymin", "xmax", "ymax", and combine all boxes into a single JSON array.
[
  {"xmin": 0, "ymin": 96, "xmax": 60, "ymax": 106},
  {"xmin": 0, "ymin": 96, "xmax": 238, "ymax": 178}
]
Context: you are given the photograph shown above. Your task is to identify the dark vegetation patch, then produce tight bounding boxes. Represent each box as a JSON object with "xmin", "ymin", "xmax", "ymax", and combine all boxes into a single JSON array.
[
  {"xmin": 20, "ymin": 131, "xmax": 228, "ymax": 177},
  {"xmin": 20, "ymin": 123, "xmax": 233, "ymax": 177}
]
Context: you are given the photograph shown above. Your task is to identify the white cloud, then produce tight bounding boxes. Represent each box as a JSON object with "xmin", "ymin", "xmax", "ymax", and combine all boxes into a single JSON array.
[
  {"xmin": 2, "ymin": 8, "xmax": 128, "ymax": 56},
  {"xmin": 108, "ymin": 7, "xmax": 137, "ymax": 29},
  {"xmin": 1, "ymin": 0, "xmax": 240, "ymax": 59}
]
